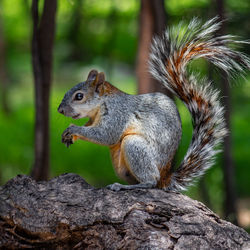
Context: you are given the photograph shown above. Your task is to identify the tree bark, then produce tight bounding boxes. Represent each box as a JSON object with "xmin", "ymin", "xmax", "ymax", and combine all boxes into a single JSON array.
[
  {"xmin": 30, "ymin": 0, "xmax": 57, "ymax": 181},
  {"xmin": 136, "ymin": 0, "xmax": 172, "ymax": 97},
  {"xmin": 0, "ymin": 174, "xmax": 249, "ymax": 249},
  {"xmin": 216, "ymin": 0, "xmax": 238, "ymax": 225}
]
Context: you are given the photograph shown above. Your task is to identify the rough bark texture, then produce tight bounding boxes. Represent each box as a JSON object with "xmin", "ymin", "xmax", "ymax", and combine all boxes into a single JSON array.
[{"xmin": 0, "ymin": 174, "xmax": 249, "ymax": 249}]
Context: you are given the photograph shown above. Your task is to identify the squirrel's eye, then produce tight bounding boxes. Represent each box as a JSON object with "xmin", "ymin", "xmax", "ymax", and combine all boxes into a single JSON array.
[{"xmin": 75, "ymin": 92, "xmax": 83, "ymax": 101}]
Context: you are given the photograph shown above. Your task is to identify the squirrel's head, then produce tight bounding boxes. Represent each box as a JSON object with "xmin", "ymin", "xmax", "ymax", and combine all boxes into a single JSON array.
[{"xmin": 58, "ymin": 69, "xmax": 109, "ymax": 119}]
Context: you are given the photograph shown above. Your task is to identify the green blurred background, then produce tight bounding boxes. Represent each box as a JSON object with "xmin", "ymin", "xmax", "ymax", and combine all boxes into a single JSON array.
[{"xmin": 0, "ymin": 0, "xmax": 249, "ymax": 229}]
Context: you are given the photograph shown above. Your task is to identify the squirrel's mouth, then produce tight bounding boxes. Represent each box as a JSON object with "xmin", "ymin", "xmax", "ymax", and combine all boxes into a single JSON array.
[{"xmin": 72, "ymin": 114, "xmax": 80, "ymax": 119}]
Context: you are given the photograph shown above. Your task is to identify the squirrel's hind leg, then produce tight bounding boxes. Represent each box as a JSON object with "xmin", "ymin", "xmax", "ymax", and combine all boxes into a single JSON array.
[{"xmin": 107, "ymin": 135, "xmax": 160, "ymax": 191}]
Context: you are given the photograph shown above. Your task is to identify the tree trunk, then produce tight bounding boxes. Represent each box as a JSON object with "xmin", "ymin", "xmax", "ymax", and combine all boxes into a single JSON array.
[
  {"xmin": 136, "ymin": 0, "xmax": 154, "ymax": 94},
  {"xmin": 30, "ymin": 0, "xmax": 57, "ymax": 181},
  {"xmin": 136, "ymin": 0, "xmax": 172, "ymax": 97},
  {"xmin": 0, "ymin": 4, "xmax": 10, "ymax": 115},
  {"xmin": 0, "ymin": 174, "xmax": 249, "ymax": 249},
  {"xmin": 216, "ymin": 0, "xmax": 238, "ymax": 225}
]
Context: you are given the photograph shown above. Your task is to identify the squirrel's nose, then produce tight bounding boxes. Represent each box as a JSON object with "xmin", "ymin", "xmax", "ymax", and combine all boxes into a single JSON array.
[{"xmin": 58, "ymin": 105, "xmax": 65, "ymax": 115}]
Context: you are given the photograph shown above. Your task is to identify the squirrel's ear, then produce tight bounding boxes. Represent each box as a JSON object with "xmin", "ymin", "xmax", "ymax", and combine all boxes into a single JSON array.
[
  {"xmin": 86, "ymin": 69, "xmax": 98, "ymax": 82},
  {"xmin": 95, "ymin": 72, "xmax": 106, "ymax": 93},
  {"xmin": 97, "ymin": 72, "xmax": 105, "ymax": 84}
]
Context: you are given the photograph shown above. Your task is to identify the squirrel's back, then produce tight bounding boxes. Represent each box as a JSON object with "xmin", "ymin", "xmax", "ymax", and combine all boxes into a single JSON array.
[{"xmin": 106, "ymin": 91, "xmax": 182, "ymax": 149}]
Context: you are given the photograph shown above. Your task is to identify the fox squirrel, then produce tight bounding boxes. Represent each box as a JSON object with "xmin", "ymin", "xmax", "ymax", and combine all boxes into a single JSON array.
[{"xmin": 58, "ymin": 17, "xmax": 250, "ymax": 191}]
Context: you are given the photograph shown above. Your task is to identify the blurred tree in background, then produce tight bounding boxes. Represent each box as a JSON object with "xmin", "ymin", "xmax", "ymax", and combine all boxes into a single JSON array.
[
  {"xmin": 215, "ymin": 0, "xmax": 238, "ymax": 225},
  {"xmin": 31, "ymin": 0, "xmax": 57, "ymax": 181},
  {"xmin": 0, "ymin": 0, "xmax": 9, "ymax": 115},
  {"xmin": 0, "ymin": 0, "xmax": 249, "ymax": 230}
]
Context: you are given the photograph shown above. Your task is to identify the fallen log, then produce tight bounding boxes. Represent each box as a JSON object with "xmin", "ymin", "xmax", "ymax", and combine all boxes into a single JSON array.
[{"xmin": 0, "ymin": 173, "xmax": 249, "ymax": 249}]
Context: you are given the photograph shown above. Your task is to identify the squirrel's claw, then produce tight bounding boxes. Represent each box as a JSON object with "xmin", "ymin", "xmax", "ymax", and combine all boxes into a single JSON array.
[
  {"xmin": 62, "ymin": 128, "xmax": 74, "ymax": 147},
  {"xmin": 62, "ymin": 136, "xmax": 73, "ymax": 148},
  {"xmin": 66, "ymin": 140, "xmax": 73, "ymax": 148}
]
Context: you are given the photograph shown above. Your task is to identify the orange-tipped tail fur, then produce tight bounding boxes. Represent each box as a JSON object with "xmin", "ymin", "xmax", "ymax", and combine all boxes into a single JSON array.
[{"xmin": 149, "ymin": 17, "xmax": 250, "ymax": 191}]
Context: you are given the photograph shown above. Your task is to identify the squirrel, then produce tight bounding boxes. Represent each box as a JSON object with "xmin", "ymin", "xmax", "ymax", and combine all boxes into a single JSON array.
[{"xmin": 58, "ymin": 17, "xmax": 250, "ymax": 192}]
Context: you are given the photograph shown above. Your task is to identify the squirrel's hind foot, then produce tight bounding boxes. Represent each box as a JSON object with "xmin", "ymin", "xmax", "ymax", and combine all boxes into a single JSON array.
[{"xmin": 106, "ymin": 182, "xmax": 156, "ymax": 191}]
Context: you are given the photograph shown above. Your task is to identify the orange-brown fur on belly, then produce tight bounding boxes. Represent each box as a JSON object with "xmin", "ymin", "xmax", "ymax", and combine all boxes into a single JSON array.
[{"xmin": 109, "ymin": 126, "xmax": 139, "ymax": 184}]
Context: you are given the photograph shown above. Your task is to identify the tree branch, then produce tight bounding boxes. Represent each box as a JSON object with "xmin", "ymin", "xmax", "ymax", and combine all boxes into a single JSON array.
[{"xmin": 0, "ymin": 174, "xmax": 249, "ymax": 249}]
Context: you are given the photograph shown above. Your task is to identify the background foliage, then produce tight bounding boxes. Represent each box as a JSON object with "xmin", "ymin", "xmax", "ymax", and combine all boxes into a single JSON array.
[{"xmin": 0, "ymin": 0, "xmax": 249, "ymax": 229}]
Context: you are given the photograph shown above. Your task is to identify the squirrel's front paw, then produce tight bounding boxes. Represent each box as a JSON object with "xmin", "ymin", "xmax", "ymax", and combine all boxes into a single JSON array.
[{"xmin": 62, "ymin": 126, "xmax": 77, "ymax": 148}]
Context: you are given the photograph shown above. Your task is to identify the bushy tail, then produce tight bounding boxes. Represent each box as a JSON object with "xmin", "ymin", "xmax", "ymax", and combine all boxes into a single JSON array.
[{"xmin": 149, "ymin": 17, "xmax": 250, "ymax": 191}]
